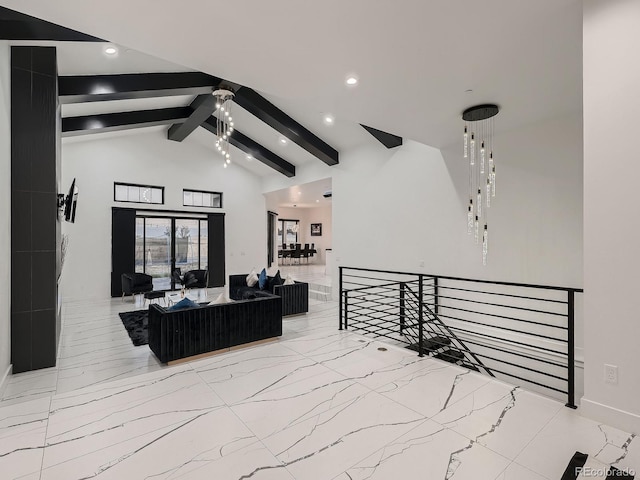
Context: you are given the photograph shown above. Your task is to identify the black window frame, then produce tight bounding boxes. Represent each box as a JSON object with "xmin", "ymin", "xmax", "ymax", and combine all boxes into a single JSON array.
[
  {"xmin": 182, "ymin": 188, "xmax": 223, "ymax": 208},
  {"xmin": 114, "ymin": 182, "xmax": 165, "ymax": 205}
]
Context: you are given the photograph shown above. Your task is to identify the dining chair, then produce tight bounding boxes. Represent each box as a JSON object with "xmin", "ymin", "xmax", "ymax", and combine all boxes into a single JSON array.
[
  {"xmin": 291, "ymin": 244, "xmax": 302, "ymax": 265},
  {"xmin": 302, "ymin": 244, "xmax": 310, "ymax": 263}
]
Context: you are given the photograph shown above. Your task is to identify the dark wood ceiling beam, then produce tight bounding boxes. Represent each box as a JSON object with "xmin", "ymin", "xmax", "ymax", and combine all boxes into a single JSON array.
[
  {"xmin": 59, "ymin": 72, "xmax": 221, "ymax": 104},
  {"xmin": 202, "ymin": 117, "xmax": 295, "ymax": 177},
  {"xmin": 61, "ymin": 107, "xmax": 191, "ymax": 137},
  {"xmin": 361, "ymin": 124, "xmax": 403, "ymax": 148},
  {"xmin": 167, "ymin": 94, "xmax": 217, "ymax": 142},
  {"xmin": 234, "ymin": 87, "xmax": 339, "ymax": 166},
  {"xmin": 0, "ymin": 6, "xmax": 103, "ymax": 41}
]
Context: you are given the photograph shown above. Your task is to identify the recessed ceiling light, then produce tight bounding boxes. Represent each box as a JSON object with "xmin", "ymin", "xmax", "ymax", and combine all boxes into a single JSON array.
[
  {"xmin": 345, "ymin": 74, "xmax": 359, "ymax": 86},
  {"xmin": 246, "ymin": 154, "xmax": 253, "ymax": 161},
  {"xmin": 279, "ymin": 137, "xmax": 288, "ymax": 145},
  {"xmin": 323, "ymin": 114, "xmax": 335, "ymax": 126},
  {"xmin": 104, "ymin": 46, "xmax": 118, "ymax": 56},
  {"xmin": 316, "ymin": 199, "xmax": 320, "ymax": 203}
]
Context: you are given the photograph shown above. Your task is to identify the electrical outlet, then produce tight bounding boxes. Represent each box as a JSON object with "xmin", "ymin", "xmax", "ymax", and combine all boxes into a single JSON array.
[{"xmin": 604, "ymin": 364, "xmax": 618, "ymax": 384}]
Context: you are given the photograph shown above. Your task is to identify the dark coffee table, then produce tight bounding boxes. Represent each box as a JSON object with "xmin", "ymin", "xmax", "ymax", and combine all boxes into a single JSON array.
[{"xmin": 144, "ymin": 291, "xmax": 166, "ymax": 306}]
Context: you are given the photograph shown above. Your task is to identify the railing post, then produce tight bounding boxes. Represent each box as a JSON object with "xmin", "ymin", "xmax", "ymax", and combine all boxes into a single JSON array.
[
  {"xmin": 434, "ymin": 276, "xmax": 439, "ymax": 317},
  {"xmin": 418, "ymin": 275, "xmax": 424, "ymax": 357},
  {"xmin": 344, "ymin": 290, "xmax": 349, "ymax": 330},
  {"xmin": 399, "ymin": 282, "xmax": 406, "ymax": 333},
  {"xmin": 566, "ymin": 290, "xmax": 576, "ymax": 409},
  {"xmin": 339, "ymin": 266, "xmax": 343, "ymax": 330}
]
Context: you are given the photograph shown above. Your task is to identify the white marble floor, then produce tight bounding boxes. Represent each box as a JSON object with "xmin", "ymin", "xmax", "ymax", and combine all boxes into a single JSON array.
[{"xmin": 0, "ymin": 294, "xmax": 637, "ymax": 479}]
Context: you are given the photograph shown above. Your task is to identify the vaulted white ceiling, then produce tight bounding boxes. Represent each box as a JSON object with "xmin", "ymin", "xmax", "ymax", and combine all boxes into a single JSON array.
[{"xmin": 1, "ymin": 0, "xmax": 583, "ymax": 151}]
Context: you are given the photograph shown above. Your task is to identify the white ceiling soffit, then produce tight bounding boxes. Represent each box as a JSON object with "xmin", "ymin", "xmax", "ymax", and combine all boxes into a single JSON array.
[
  {"xmin": 0, "ymin": 1, "xmax": 582, "ymax": 149},
  {"xmin": 265, "ymin": 178, "xmax": 333, "ymax": 209}
]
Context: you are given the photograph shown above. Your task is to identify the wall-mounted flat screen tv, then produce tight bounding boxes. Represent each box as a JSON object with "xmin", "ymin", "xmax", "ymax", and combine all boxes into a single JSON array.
[{"xmin": 64, "ymin": 178, "xmax": 78, "ymax": 223}]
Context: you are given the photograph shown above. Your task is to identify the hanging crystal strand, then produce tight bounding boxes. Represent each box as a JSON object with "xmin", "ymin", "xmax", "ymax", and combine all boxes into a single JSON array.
[
  {"xmin": 470, "ymin": 132, "xmax": 475, "ymax": 166},
  {"xmin": 474, "ymin": 216, "xmax": 479, "ymax": 244},
  {"xmin": 463, "ymin": 125, "xmax": 468, "ymax": 158},
  {"xmin": 480, "ymin": 141, "xmax": 486, "ymax": 174},
  {"xmin": 491, "ymin": 164, "xmax": 496, "ymax": 197},
  {"xmin": 467, "ymin": 200, "xmax": 473, "ymax": 234},
  {"xmin": 477, "ymin": 188, "xmax": 482, "ymax": 218},
  {"xmin": 482, "ymin": 224, "xmax": 488, "ymax": 265},
  {"xmin": 486, "ymin": 178, "xmax": 491, "ymax": 208},
  {"xmin": 488, "ymin": 152, "xmax": 494, "ymax": 178}
]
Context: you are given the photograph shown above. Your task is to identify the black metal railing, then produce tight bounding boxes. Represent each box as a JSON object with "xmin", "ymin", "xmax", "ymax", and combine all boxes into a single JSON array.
[{"xmin": 339, "ymin": 266, "xmax": 583, "ymax": 408}]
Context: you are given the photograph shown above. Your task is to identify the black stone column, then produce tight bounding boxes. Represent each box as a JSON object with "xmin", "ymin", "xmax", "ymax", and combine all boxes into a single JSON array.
[{"xmin": 11, "ymin": 46, "xmax": 61, "ymax": 373}]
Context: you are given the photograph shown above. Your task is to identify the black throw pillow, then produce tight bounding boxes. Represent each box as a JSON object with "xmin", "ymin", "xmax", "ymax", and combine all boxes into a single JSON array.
[{"xmin": 267, "ymin": 271, "xmax": 283, "ymax": 294}]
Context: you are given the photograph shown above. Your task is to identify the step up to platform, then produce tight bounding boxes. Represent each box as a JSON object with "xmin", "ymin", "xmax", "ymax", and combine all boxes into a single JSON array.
[
  {"xmin": 405, "ymin": 335, "xmax": 450, "ymax": 354},
  {"xmin": 434, "ymin": 349, "xmax": 465, "ymax": 364},
  {"xmin": 461, "ymin": 363, "xmax": 480, "ymax": 372},
  {"xmin": 308, "ymin": 282, "xmax": 332, "ymax": 302}
]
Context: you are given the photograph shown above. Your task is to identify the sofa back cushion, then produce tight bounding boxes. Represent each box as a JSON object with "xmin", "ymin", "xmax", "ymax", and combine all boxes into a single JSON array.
[{"xmin": 267, "ymin": 271, "xmax": 283, "ymax": 294}]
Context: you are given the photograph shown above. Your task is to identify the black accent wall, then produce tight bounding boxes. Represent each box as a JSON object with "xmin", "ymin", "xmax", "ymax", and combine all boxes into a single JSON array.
[
  {"xmin": 111, "ymin": 208, "xmax": 136, "ymax": 297},
  {"xmin": 208, "ymin": 213, "xmax": 225, "ymax": 287},
  {"xmin": 11, "ymin": 46, "xmax": 61, "ymax": 373}
]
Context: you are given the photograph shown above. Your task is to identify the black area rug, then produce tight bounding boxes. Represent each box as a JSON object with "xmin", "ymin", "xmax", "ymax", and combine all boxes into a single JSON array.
[{"xmin": 118, "ymin": 310, "xmax": 149, "ymax": 346}]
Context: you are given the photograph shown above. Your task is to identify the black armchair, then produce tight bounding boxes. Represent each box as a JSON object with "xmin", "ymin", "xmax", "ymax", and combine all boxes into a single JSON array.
[
  {"xmin": 183, "ymin": 269, "xmax": 208, "ymax": 289},
  {"xmin": 121, "ymin": 273, "xmax": 153, "ymax": 301},
  {"xmin": 171, "ymin": 268, "xmax": 184, "ymax": 287}
]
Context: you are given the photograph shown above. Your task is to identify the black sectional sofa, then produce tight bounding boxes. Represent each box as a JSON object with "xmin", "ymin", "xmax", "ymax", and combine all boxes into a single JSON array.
[
  {"xmin": 229, "ymin": 274, "xmax": 309, "ymax": 316},
  {"xmin": 148, "ymin": 295, "xmax": 282, "ymax": 363}
]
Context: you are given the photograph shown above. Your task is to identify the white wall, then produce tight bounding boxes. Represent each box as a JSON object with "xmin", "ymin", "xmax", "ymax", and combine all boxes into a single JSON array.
[
  {"xmin": 264, "ymin": 112, "xmax": 583, "ymax": 283},
  {"xmin": 582, "ymin": 0, "xmax": 640, "ymax": 433},
  {"xmin": 0, "ymin": 42, "xmax": 11, "ymax": 386},
  {"xmin": 61, "ymin": 128, "xmax": 266, "ymax": 300},
  {"xmin": 276, "ymin": 205, "xmax": 332, "ymax": 263}
]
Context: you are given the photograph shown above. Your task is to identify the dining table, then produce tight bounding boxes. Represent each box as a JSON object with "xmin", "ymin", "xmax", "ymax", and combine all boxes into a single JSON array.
[{"xmin": 278, "ymin": 248, "xmax": 317, "ymax": 264}]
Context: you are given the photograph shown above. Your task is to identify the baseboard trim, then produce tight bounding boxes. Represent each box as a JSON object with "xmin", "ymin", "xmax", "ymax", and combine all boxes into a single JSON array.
[
  {"xmin": 0, "ymin": 363, "xmax": 12, "ymax": 399},
  {"xmin": 580, "ymin": 397, "xmax": 640, "ymax": 434}
]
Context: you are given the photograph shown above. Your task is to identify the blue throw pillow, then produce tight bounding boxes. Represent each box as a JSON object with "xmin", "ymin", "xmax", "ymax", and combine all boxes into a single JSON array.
[
  {"xmin": 258, "ymin": 268, "xmax": 268, "ymax": 290},
  {"xmin": 167, "ymin": 297, "xmax": 199, "ymax": 311}
]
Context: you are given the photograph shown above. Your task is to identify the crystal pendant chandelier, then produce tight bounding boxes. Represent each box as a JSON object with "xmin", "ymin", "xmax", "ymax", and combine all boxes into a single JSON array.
[
  {"xmin": 212, "ymin": 89, "xmax": 235, "ymax": 168},
  {"xmin": 462, "ymin": 104, "xmax": 499, "ymax": 265}
]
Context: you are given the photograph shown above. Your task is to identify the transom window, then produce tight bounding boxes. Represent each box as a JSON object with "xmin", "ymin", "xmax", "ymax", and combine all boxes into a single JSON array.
[
  {"xmin": 114, "ymin": 182, "xmax": 164, "ymax": 205},
  {"xmin": 183, "ymin": 189, "xmax": 222, "ymax": 208}
]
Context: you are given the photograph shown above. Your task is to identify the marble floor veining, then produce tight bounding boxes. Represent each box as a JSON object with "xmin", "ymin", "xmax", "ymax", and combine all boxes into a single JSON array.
[{"xmin": 0, "ymin": 285, "xmax": 637, "ymax": 479}]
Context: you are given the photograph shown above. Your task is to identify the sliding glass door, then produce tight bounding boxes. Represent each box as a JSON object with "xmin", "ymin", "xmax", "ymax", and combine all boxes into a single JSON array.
[
  {"xmin": 277, "ymin": 219, "xmax": 299, "ymax": 249},
  {"xmin": 135, "ymin": 215, "xmax": 208, "ymax": 291}
]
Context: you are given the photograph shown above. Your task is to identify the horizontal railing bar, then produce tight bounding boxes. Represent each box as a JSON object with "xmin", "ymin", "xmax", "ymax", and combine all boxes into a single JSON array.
[
  {"xmin": 349, "ymin": 320, "xmax": 411, "ymax": 342},
  {"xmin": 434, "ymin": 294, "xmax": 567, "ymax": 317},
  {"xmin": 349, "ymin": 308, "xmax": 400, "ymax": 321},
  {"xmin": 345, "ymin": 284, "xmax": 436, "ymax": 295},
  {"xmin": 434, "ymin": 284, "xmax": 568, "ymax": 305},
  {"xmin": 435, "ymin": 312, "xmax": 568, "ymax": 339},
  {"xmin": 474, "ymin": 367, "xmax": 568, "ymax": 395},
  {"xmin": 419, "ymin": 332, "xmax": 568, "ymax": 369},
  {"xmin": 345, "ymin": 285, "xmax": 435, "ymax": 297},
  {"xmin": 342, "ymin": 273, "xmax": 422, "ymax": 283},
  {"xmin": 350, "ymin": 320, "xmax": 404, "ymax": 334},
  {"xmin": 445, "ymin": 325, "xmax": 566, "ymax": 355},
  {"xmin": 436, "ymin": 305, "xmax": 568, "ymax": 329},
  {"xmin": 341, "ymin": 266, "xmax": 583, "ymax": 292},
  {"xmin": 347, "ymin": 281, "xmax": 412, "ymax": 293},
  {"xmin": 426, "ymin": 350, "xmax": 566, "ymax": 381}
]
